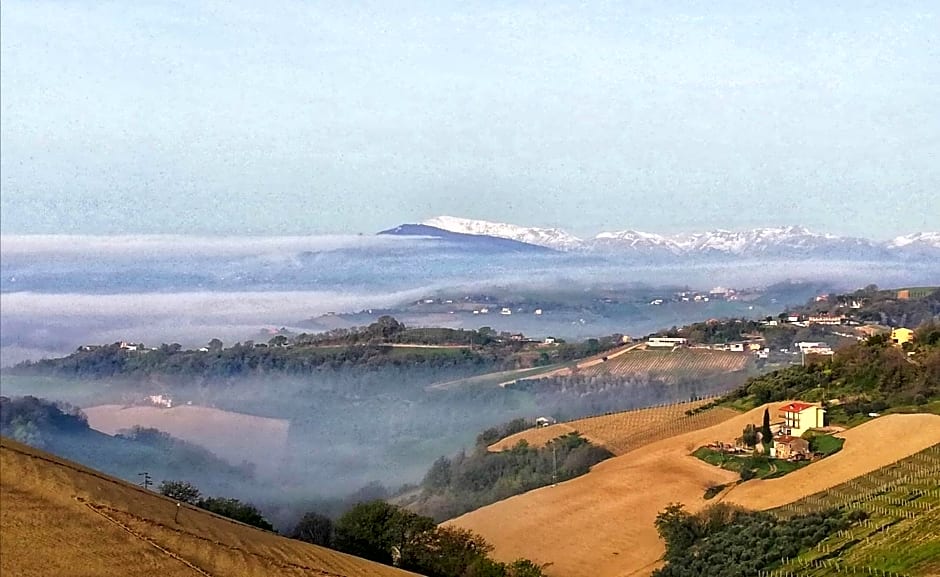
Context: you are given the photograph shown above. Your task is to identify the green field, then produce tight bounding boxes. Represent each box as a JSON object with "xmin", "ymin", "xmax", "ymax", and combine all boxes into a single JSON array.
[{"xmin": 763, "ymin": 444, "xmax": 940, "ymax": 577}]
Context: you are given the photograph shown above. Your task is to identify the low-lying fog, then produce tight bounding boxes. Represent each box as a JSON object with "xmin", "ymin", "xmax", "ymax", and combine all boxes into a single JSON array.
[
  {"xmin": 2, "ymin": 234, "xmax": 937, "ymax": 528},
  {"xmin": 3, "ymin": 234, "xmax": 938, "ymax": 364}
]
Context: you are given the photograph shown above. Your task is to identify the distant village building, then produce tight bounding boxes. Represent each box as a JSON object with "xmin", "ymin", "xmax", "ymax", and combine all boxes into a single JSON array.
[
  {"xmin": 796, "ymin": 341, "xmax": 831, "ymax": 354},
  {"xmin": 807, "ymin": 314, "xmax": 845, "ymax": 326},
  {"xmin": 146, "ymin": 394, "xmax": 173, "ymax": 408},
  {"xmin": 729, "ymin": 343, "xmax": 745, "ymax": 352},
  {"xmin": 897, "ymin": 289, "xmax": 910, "ymax": 300},
  {"xmin": 543, "ymin": 337, "xmax": 556, "ymax": 345},
  {"xmin": 119, "ymin": 341, "xmax": 142, "ymax": 351},
  {"xmin": 534, "ymin": 309, "xmax": 543, "ymax": 315},
  {"xmin": 647, "ymin": 337, "xmax": 688, "ymax": 348},
  {"xmin": 535, "ymin": 417, "xmax": 554, "ymax": 428},
  {"xmin": 891, "ymin": 328, "xmax": 915, "ymax": 347},
  {"xmin": 500, "ymin": 307, "xmax": 512, "ymax": 315}
]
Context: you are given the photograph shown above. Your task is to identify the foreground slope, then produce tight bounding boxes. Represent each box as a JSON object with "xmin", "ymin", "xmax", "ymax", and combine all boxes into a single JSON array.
[
  {"xmin": 0, "ymin": 437, "xmax": 420, "ymax": 577},
  {"xmin": 447, "ymin": 410, "xmax": 940, "ymax": 577}
]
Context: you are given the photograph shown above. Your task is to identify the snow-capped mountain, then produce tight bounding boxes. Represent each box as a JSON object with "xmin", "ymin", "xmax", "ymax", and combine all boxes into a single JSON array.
[
  {"xmin": 594, "ymin": 226, "xmax": 881, "ymax": 257},
  {"xmin": 395, "ymin": 216, "xmax": 938, "ymax": 260},
  {"xmin": 887, "ymin": 232, "xmax": 940, "ymax": 250},
  {"xmin": 422, "ymin": 216, "xmax": 583, "ymax": 251}
]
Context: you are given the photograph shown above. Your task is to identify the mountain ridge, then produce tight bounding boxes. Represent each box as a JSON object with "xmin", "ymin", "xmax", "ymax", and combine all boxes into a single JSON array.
[{"xmin": 401, "ymin": 216, "xmax": 940, "ymax": 258}]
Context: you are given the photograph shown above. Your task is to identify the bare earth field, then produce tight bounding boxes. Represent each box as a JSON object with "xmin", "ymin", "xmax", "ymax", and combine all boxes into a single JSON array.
[
  {"xmin": 0, "ymin": 437, "xmax": 419, "ymax": 577},
  {"xmin": 449, "ymin": 408, "xmax": 940, "ymax": 577},
  {"xmin": 489, "ymin": 399, "xmax": 737, "ymax": 455},
  {"xmin": 83, "ymin": 404, "xmax": 290, "ymax": 471}
]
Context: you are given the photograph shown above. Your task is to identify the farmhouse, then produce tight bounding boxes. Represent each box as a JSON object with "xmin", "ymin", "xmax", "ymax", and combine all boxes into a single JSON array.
[
  {"xmin": 772, "ymin": 435, "xmax": 810, "ymax": 460},
  {"xmin": 779, "ymin": 402, "xmax": 825, "ymax": 437}
]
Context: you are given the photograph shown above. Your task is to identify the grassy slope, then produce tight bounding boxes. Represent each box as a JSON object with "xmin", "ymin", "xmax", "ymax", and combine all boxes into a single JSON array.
[{"xmin": 0, "ymin": 437, "xmax": 420, "ymax": 577}]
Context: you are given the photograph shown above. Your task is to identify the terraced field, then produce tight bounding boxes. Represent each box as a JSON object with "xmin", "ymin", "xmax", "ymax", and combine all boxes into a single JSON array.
[
  {"xmin": 489, "ymin": 399, "xmax": 738, "ymax": 455},
  {"xmin": 759, "ymin": 444, "xmax": 940, "ymax": 577},
  {"xmin": 576, "ymin": 348, "xmax": 750, "ymax": 379}
]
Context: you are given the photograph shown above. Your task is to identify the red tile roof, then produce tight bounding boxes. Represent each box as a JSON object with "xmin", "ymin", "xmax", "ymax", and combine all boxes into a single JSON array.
[{"xmin": 780, "ymin": 402, "xmax": 816, "ymax": 413}]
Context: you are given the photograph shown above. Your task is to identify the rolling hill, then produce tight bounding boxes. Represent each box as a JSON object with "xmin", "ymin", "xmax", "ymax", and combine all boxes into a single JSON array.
[
  {"xmin": 0, "ymin": 436, "xmax": 421, "ymax": 577},
  {"xmin": 446, "ymin": 409, "xmax": 940, "ymax": 577}
]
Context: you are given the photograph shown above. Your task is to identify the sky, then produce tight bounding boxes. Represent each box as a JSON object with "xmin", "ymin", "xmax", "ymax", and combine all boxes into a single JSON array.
[{"xmin": 1, "ymin": 0, "xmax": 937, "ymax": 239}]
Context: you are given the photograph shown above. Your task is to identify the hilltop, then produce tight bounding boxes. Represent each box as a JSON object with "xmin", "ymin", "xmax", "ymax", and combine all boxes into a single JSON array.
[{"xmin": 0, "ymin": 436, "xmax": 420, "ymax": 577}]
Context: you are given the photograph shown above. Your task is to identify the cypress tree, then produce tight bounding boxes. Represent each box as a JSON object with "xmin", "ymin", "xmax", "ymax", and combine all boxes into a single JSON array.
[{"xmin": 761, "ymin": 408, "xmax": 773, "ymax": 444}]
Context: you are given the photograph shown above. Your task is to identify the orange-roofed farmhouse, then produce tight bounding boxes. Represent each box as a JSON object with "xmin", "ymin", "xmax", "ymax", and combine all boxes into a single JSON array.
[{"xmin": 779, "ymin": 402, "xmax": 826, "ymax": 437}]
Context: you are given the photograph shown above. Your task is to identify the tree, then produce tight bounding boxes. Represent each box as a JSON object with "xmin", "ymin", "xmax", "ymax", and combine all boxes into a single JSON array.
[
  {"xmin": 207, "ymin": 338, "xmax": 224, "ymax": 352},
  {"xmin": 290, "ymin": 511, "xmax": 333, "ymax": 547},
  {"xmin": 654, "ymin": 503, "xmax": 700, "ymax": 560},
  {"xmin": 196, "ymin": 497, "xmax": 273, "ymax": 531},
  {"xmin": 741, "ymin": 424, "xmax": 759, "ymax": 448},
  {"xmin": 333, "ymin": 501, "xmax": 434, "ymax": 565},
  {"xmin": 269, "ymin": 335, "xmax": 289, "ymax": 347},
  {"xmin": 158, "ymin": 480, "xmax": 201, "ymax": 504},
  {"xmin": 761, "ymin": 408, "xmax": 773, "ymax": 445},
  {"xmin": 406, "ymin": 526, "xmax": 492, "ymax": 577}
]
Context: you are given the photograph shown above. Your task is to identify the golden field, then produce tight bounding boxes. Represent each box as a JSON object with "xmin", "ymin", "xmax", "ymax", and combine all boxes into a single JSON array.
[{"xmin": 0, "ymin": 437, "xmax": 418, "ymax": 577}]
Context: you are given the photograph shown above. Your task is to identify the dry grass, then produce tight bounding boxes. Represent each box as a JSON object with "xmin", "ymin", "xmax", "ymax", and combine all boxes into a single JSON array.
[
  {"xmin": 448, "ymin": 409, "xmax": 940, "ymax": 577},
  {"xmin": 0, "ymin": 437, "xmax": 419, "ymax": 577},
  {"xmin": 489, "ymin": 399, "xmax": 737, "ymax": 455},
  {"xmin": 83, "ymin": 404, "xmax": 290, "ymax": 470}
]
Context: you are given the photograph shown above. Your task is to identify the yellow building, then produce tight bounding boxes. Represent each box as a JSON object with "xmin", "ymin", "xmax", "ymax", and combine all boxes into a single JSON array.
[
  {"xmin": 778, "ymin": 402, "xmax": 826, "ymax": 437},
  {"xmin": 891, "ymin": 328, "xmax": 915, "ymax": 347}
]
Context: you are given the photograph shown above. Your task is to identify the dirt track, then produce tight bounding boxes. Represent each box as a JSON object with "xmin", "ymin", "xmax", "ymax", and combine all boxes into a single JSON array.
[{"xmin": 447, "ymin": 409, "xmax": 940, "ymax": 577}]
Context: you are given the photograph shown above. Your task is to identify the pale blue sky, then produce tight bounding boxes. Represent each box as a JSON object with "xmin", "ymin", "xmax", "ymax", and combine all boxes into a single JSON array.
[{"xmin": 1, "ymin": 1, "xmax": 937, "ymax": 238}]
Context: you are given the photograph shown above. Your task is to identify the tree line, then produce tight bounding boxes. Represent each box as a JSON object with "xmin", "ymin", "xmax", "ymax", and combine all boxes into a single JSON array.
[{"xmin": 159, "ymin": 480, "xmax": 545, "ymax": 577}]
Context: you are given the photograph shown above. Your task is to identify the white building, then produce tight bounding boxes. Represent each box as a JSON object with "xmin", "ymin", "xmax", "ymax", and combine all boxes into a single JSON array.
[{"xmin": 648, "ymin": 337, "xmax": 688, "ymax": 348}]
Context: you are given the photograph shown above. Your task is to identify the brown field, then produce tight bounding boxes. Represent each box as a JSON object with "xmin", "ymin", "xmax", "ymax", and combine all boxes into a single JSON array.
[
  {"xmin": 0, "ymin": 437, "xmax": 418, "ymax": 577},
  {"xmin": 489, "ymin": 399, "xmax": 738, "ymax": 455},
  {"xmin": 448, "ymin": 409, "xmax": 940, "ymax": 577},
  {"xmin": 84, "ymin": 404, "xmax": 290, "ymax": 470}
]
